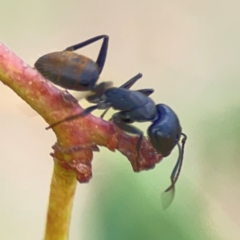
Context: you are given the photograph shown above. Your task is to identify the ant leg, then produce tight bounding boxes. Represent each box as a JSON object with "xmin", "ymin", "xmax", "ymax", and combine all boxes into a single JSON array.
[
  {"xmin": 100, "ymin": 107, "xmax": 111, "ymax": 119},
  {"xmin": 120, "ymin": 73, "xmax": 143, "ymax": 89},
  {"xmin": 112, "ymin": 113, "xmax": 144, "ymax": 168},
  {"xmin": 65, "ymin": 35, "xmax": 108, "ymax": 51},
  {"xmin": 46, "ymin": 105, "xmax": 99, "ymax": 130},
  {"xmin": 46, "ymin": 98, "xmax": 113, "ymax": 130},
  {"xmin": 95, "ymin": 36, "xmax": 109, "ymax": 74},
  {"xmin": 65, "ymin": 35, "xmax": 109, "ymax": 75}
]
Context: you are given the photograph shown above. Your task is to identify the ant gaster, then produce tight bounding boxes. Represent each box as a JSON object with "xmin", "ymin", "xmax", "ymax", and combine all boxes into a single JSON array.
[{"xmin": 35, "ymin": 35, "xmax": 111, "ymax": 102}]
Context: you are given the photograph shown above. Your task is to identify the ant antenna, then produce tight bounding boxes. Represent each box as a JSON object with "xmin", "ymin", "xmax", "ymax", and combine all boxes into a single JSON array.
[{"xmin": 164, "ymin": 133, "xmax": 187, "ymax": 192}]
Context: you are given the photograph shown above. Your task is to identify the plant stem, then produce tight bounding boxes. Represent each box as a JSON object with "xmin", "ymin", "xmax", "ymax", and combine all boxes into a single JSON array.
[
  {"xmin": 0, "ymin": 42, "xmax": 162, "ymax": 239},
  {"xmin": 45, "ymin": 164, "xmax": 77, "ymax": 240}
]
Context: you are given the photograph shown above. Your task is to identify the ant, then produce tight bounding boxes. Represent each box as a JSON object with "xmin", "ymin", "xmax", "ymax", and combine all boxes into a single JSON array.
[
  {"xmin": 34, "ymin": 35, "xmax": 112, "ymax": 103},
  {"xmin": 46, "ymin": 73, "xmax": 187, "ymax": 195}
]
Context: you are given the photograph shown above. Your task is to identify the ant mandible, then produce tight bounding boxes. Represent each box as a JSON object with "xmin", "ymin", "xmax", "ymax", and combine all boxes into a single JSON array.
[{"xmin": 46, "ymin": 73, "xmax": 187, "ymax": 196}]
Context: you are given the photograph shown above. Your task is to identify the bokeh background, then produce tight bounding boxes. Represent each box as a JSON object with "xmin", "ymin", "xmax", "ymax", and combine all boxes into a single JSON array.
[{"xmin": 1, "ymin": 1, "xmax": 240, "ymax": 239}]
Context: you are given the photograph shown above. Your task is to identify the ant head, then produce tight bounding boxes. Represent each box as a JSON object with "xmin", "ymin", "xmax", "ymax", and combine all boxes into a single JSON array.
[
  {"xmin": 148, "ymin": 104, "xmax": 182, "ymax": 157},
  {"xmin": 147, "ymin": 104, "xmax": 187, "ymax": 193}
]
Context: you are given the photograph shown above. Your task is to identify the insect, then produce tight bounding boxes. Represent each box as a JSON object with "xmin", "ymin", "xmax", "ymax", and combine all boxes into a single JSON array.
[
  {"xmin": 46, "ymin": 73, "xmax": 187, "ymax": 194},
  {"xmin": 34, "ymin": 35, "xmax": 111, "ymax": 102}
]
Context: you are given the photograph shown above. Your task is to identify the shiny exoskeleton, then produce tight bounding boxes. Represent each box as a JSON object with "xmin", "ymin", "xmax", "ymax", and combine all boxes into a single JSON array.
[
  {"xmin": 35, "ymin": 35, "xmax": 111, "ymax": 102},
  {"xmin": 46, "ymin": 73, "xmax": 187, "ymax": 195}
]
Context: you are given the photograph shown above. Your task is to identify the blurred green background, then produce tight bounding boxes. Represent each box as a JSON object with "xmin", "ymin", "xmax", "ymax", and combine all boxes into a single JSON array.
[{"xmin": 0, "ymin": 0, "xmax": 240, "ymax": 239}]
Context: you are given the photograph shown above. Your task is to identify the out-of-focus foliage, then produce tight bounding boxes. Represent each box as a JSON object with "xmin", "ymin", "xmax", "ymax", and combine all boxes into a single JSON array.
[{"xmin": 83, "ymin": 158, "xmax": 215, "ymax": 240}]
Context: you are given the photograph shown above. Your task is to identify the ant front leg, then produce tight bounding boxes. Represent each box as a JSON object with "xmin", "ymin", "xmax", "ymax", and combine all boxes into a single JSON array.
[
  {"xmin": 65, "ymin": 35, "xmax": 109, "ymax": 75},
  {"xmin": 112, "ymin": 112, "xmax": 143, "ymax": 171}
]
